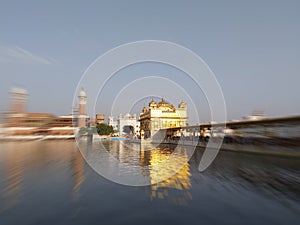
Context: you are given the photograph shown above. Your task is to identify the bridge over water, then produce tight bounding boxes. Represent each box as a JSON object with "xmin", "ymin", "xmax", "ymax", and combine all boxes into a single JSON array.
[{"xmin": 151, "ymin": 115, "xmax": 300, "ymax": 157}]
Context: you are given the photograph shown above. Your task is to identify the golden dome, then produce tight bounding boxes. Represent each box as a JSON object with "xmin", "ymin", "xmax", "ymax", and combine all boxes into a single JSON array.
[
  {"xmin": 149, "ymin": 99, "xmax": 157, "ymax": 108},
  {"xmin": 156, "ymin": 98, "xmax": 175, "ymax": 111},
  {"xmin": 178, "ymin": 101, "xmax": 187, "ymax": 108},
  {"xmin": 158, "ymin": 97, "xmax": 172, "ymax": 106},
  {"xmin": 142, "ymin": 106, "xmax": 147, "ymax": 113},
  {"xmin": 149, "ymin": 99, "xmax": 157, "ymax": 105}
]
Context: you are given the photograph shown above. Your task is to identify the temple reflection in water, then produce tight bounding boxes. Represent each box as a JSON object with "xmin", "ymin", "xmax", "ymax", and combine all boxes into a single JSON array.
[
  {"xmin": 147, "ymin": 145, "xmax": 192, "ymax": 205},
  {"xmin": 100, "ymin": 140, "xmax": 192, "ymax": 205},
  {"xmin": 1, "ymin": 139, "xmax": 299, "ymax": 216}
]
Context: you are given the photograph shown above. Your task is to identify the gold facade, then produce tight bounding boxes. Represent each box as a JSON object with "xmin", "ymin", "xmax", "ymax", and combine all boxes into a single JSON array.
[{"xmin": 139, "ymin": 98, "xmax": 187, "ymax": 138}]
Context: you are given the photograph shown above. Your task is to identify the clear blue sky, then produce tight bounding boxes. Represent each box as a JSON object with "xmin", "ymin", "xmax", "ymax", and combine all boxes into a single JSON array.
[{"xmin": 0, "ymin": 0, "xmax": 300, "ymax": 124}]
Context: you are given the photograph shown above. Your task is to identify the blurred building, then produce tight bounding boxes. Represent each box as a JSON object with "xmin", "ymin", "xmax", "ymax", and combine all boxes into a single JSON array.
[
  {"xmin": 9, "ymin": 87, "xmax": 28, "ymax": 114},
  {"xmin": 243, "ymin": 110, "xmax": 265, "ymax": 121},
  {"xmin": 139, "ymin": 98, "xmax": 187, "ymax": 138},
  {"xmin": 1, "ymin": 87, "xmax": 91, "ymax": 139},
  {"xmin": 96, "ymin": 114, "xmax": 105, "ymax": 124},
  {"xmin": 4, "ymin": 113, "xmax": 75, "ymax": 137},
  {"xmin": 108, "ymin": 116, "xmax": 118, "ymax": 132},
  {"xmin": 6, "ymin": 112, "xmax": 56, "ymax": 128}
]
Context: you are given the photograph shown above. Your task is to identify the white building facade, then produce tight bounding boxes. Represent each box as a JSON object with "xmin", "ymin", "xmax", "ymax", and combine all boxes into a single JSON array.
[{"xmin": 108, "ymin": 114, "xmax": 140, "ymax": 137}]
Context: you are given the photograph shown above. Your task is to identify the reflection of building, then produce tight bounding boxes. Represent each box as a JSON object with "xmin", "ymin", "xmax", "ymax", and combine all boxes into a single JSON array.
[
  {"xmin": 72, "ymin": 149, "xmax": 85, "ymax": 201},
  {"xmin": 3, "ymin": 144, "xmax": 24, "ymax": 209},
  {"xmin": 99, "ymin": 140, "xmax": 192, "ymax": 205},
  {"xmin": 2, "ymin": 141, "xmax": 86, "ymax": 207},
  {"xmin": 139, "ymin": 98, "xmax": 187, "ymax": 138},
  {"xmin": 147, "ymin": 146, "xmax": 192, "ymax": 205},
  {"xmin": 108, "ymin": 114, "xmax": 140, "ymax": 137}
]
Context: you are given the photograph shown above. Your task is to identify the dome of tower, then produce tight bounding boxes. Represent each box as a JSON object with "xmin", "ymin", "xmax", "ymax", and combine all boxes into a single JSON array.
[
  {"xmin": 142, "ymin": 106, "xmax": 147, "ymax": 113},
  {"xmin": 79, "ymin": 89, "xmax": 87, "ymax": 97},
  {"xmin": 178, "ymin": 101, "xmax": 187, "ymax": 108},
  {"xmin": 148, "ymin": 99, "xmax": 157, "ymax": 106},
  {"xmin": 157, "ymin": 97, "xmax": 171, "ymax": 106},
  {"xmin": 11, "ymin": 87, "xmax": 28, "ymax": 95}
]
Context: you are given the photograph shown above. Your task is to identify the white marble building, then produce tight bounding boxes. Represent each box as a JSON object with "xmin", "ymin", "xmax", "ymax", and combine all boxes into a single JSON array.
[{"xmin": 108, "ymin": 113, "xmax": 140, "ymax": 137}]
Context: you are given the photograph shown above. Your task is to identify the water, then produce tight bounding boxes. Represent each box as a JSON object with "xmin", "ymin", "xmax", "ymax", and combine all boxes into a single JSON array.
[{"xmin": 0, "ymin": 140, "xmax": 299, "ymax": 225}]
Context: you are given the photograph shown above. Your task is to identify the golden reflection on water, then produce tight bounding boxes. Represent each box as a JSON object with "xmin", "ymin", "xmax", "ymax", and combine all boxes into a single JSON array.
[
  {"xmin": 0, "ymin": 141, "xmax": 86, "ymax": 210},
  {"xmin": 147, "ymin": 146, "xmax": 192, "ymax": 205},
  {"xmin": 98, "ymin": 141, "xmax": 193, "ymax": 205},
  {"xmin": 71, "ymin": 149, "xmax": 85, "ymax": 201},
  {"xmin": 0, "ymin": 140, "xmax": 192, "ymax": 208}
]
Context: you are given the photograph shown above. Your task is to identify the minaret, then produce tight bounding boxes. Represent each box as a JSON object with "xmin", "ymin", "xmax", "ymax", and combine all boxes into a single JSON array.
[{"xmin": 78, "ymin": 89, "xmax": 87, "ymax": 128}]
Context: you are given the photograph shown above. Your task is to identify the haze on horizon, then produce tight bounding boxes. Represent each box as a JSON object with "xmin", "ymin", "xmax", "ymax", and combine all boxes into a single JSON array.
[{"xmin": 1, "ymin": 0, "xmax": 300, "ymax": 125}]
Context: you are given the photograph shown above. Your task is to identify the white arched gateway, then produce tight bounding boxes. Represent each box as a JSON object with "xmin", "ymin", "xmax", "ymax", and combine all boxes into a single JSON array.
[{"xmin": 108, "ymin": 113, "xmax": 140, "ymax": 137}]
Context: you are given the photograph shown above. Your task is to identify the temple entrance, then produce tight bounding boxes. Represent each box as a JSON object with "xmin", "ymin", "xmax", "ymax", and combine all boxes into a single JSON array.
[{"xmin": 122, "ymin": 125, "xmax": 134, "ymax": 138}]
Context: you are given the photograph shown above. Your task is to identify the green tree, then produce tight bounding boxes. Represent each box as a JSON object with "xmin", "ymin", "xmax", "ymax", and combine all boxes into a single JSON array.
[{"xmin": 96, "ymin": 123, "xmax": 114, "ymax": 135}]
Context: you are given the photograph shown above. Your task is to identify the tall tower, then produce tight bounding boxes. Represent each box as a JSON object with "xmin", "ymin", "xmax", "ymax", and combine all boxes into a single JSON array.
[
  {"xmin": 10, "ymin": 87, "xmax": 28, "ymax": 114},
  {"xmin": 78, "ymin": 89, "xmax": 87, "ymax": 127}
]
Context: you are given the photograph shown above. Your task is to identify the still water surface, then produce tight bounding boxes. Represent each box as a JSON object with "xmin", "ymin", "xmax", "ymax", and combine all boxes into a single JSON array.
[{"xmin": 0, "ymin": 140, "xmax": 299, "ymax": 225}]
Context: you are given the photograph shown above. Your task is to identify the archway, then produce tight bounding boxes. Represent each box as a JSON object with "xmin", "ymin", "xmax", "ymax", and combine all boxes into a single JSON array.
[{"xmin": 122, "ymin": 125, "xmax": 134, "ymax": 138}]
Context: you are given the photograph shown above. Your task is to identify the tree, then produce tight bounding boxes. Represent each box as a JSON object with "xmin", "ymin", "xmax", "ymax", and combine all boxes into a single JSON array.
[{"xmin": 96, "ymin": 123, "xmax": 114, "ymax": 135}]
